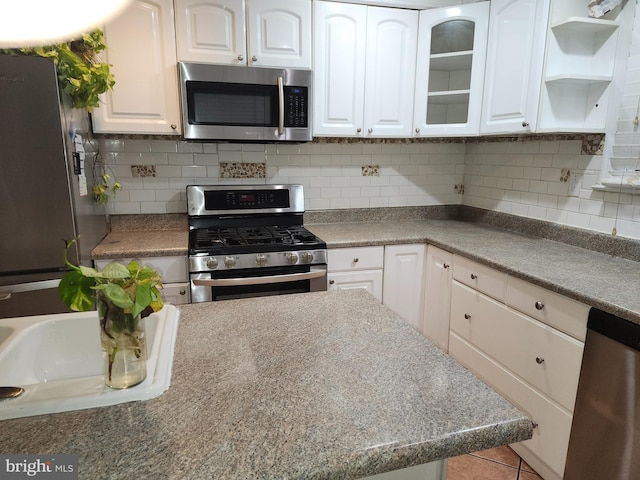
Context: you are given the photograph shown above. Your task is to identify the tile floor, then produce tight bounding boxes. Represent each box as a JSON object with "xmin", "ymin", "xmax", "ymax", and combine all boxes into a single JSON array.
[{"xmin": 447, "ymin": 446, "xmax": 543, "ymax": 480}]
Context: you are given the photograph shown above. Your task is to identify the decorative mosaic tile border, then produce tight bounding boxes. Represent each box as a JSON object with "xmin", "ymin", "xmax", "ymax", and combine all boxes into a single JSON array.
[
  {"xmin": 131, "ymin": 165, "xmax": 157, "ymax": 177},
  {"xmin": 220, "ymin": 162, "xmax": 266, "ymax": 178},
  {"xmin": 361, "ymin": 165, "xmax": 380, "ymax": 176}
]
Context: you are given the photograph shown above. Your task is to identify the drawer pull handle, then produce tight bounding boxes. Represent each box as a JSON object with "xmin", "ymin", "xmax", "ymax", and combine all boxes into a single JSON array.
[
  {"xmin": 464, "ymin": 313, "xmax": 471, "ymax": 320},
  {"xmin": 179, "ymin": 289, "xmax": 186, "ymax": 295},
  {"xmin": 353, "ymin": 258, "xmax": 359, "ymax": 263},
  {"xmin": 531, "ymin": 421, "xmax": 539, "ymax": 429},
  {"xmin": 470, "ymin": 273, "xmax": 478, "ymax": 280},
  {"xmin": 535, "ymin": 301, "xmax": 544, "ymax": 310},
  {"xmin": 443, "ymin": 263, "xmax": 450, "ymax": 269},
  {"xmin": 536, "ymin": 356, "xmax": 545, "ymax": 364},
  {"xmin": 329, "ymin": 280, "xmax": 335, "ymax": 285}
]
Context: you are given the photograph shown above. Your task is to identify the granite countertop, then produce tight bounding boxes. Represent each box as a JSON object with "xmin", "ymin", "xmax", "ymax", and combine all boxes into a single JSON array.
[
  {"xmin": 0, "ymin": 290, "xmax": 532, "ymax": 479},
  {"xmin": 307, "ymin": 220, "xmax": 640, "ymax": 326},
  {"xmin": 92, "ymin": 229, "xmax": 188, "ymax": 259}
]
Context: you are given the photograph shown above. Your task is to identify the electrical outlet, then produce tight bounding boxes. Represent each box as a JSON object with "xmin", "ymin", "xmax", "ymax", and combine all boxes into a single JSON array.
[{"xmin": 568, "ymin": 174, "xmax": 581, "ymax": 197}]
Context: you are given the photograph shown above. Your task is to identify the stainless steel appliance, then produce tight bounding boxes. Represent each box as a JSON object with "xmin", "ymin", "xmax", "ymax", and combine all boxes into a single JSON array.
[
  {"xmin": 187, "ymin": 185, "xmax": 326, "ymax": 302},
  {"xmin": 179, "ymin": 62, "xmax": 311, "ymax": 142},
  {"xmin": 0, "ymin": 54, "xmax": 107, "ymax": 318},
  {"xmin": 564, "ymin": 307, "xmax": 640, "ymax": 479}
]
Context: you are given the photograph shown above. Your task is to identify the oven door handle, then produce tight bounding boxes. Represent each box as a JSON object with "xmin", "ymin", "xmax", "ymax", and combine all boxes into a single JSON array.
[
  {"xmin": 277, "ymin": 76, "xmax": 285, "ymax": 136},
  {"xmin": 192, "ymin": 268, "xmax": 326, "ymax": 287}
]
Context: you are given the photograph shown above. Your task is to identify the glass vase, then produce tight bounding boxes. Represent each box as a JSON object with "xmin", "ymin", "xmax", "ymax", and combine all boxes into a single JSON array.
[{"xmin": 96, "ymin": 293, "xmax": 147, "ymax": 389}]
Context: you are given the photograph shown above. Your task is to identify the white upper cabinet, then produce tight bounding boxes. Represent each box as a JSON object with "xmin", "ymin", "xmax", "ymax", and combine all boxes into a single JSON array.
[
  {"xmin": 537, "ymin": 0, "xmax": 621, "ymax": 132},
  {"xmin": 480, "ymin": 0, "xmax": 550, "ymax": 135},
  {"xmin": 413, "ymin": 2, "xmax": 489, "ymax": 137},
  {"xmin": 313, "ymin": 1, "xmax": 367, "ymax": 136},
  {"xmin": 92, "ymin": 0, "xmax": 181, "ymax": 135},
  {"xmin": 174, "ymin": 0, "xmax": 311, "ymax": 68},
  {"xmin": 174, "ymin": 0, "xmax": 246, "ymax": 65},
  {"xmin": 313, "ymin": 1, "xmax": 418, "ymax": 137},
  {"xmin": 246, "ymin": 0, "xmax": 312, "ymax": 68}
]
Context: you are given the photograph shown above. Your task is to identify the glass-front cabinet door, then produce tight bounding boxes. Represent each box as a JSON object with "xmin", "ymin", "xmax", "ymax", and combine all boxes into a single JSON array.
[{"xmin": 413, "ymin": 2, "xmax": 489, "ymax": 137}]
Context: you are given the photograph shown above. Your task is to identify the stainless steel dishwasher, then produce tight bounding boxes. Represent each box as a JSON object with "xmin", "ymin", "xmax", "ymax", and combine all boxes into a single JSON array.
[{"xmin": 564, "ymin": 307, "xmax": 640, "ymax": 479}]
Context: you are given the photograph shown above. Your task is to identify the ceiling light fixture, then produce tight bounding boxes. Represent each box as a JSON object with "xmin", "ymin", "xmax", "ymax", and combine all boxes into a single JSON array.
[{"xmin": 0, "ymin": 0, "xmax": 132, "ymax": 48}]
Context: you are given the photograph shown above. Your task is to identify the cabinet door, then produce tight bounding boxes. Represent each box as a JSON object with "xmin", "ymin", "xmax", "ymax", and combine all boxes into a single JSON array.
[
  {"xmin": 382, "ymin": 244, "xmax": 426, "ymax": 333},
  {"xmin": 423, "ymin": 245, "xmax": 452, "ymax": 351},
  {"xmin": 363, "ymin": 7, "xmax": 418, "ymax": 137},
  {"xmin": 92, "ymin": 0, "xmax": 181, "ymax": 135},
  {"xmin": 313, "ymin": 1, "xmax": 367, "ymax": 136},
  {"xmin": 328, "ymin": 270, "xmax": 383, "ymax": 302},
  {"xmin": 413, "ymin": 2, "xmax": 489, "ymax": 137},
  {"xmin": 174, "ymin": 0, "xmax": 247, "ymax": 65},
  {"xmin": 246, "ymin": 0, "xmax": 311, "ymax": 68},
  {"xmin": 480, "ymin": 0, "xmax": 550, "ymax": 134}
]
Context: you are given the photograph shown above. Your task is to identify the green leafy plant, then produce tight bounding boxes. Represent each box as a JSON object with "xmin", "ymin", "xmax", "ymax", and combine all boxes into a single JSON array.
[
  {"xmin": 2, "ymin": 29, "xmax": 115, "ymax": 111},
  {"xmin": 59, "ymin": 238, "xmax": 164, "ymax": 318},
  {"xmin": 92, "ymin": 152, "xmax": 122, "ymax": 205}
]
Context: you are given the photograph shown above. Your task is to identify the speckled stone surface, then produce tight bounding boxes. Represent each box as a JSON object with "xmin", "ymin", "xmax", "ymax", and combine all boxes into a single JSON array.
[
  {"xmin": 110, "ymin": 214, "xmax": 188, "ymax": 231},
  {"xmin": 307, "ymin": 219, "xmax": 640, "ymax": 326},
  {"xmin": 92, "ymin": 230, "xmax": 188, "ymax": 259},
  {"xmin": 0, "ymin": 290, "xmax": 531, "ymax": 479}
]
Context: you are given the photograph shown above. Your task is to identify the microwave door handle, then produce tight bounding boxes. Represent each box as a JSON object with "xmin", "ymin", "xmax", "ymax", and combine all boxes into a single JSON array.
[
  {"xmin": 277, "ymin": 76, "xmax": 284, "ymax": 136},
  {"xmin": 192, "ymin": 268, "xmax": 326, "ymax": 287}
]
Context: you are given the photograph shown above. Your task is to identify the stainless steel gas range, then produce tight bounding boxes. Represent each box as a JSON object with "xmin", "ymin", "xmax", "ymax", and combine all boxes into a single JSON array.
[{"xmin": 187, "ymin": 185, "xmax": 327, "ymax": 302}]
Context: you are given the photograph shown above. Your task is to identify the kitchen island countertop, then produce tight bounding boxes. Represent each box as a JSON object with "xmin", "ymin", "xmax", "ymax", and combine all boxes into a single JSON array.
[{"xmin": 0, "ymin": 290, "xmax": 531, "ymax": 479}]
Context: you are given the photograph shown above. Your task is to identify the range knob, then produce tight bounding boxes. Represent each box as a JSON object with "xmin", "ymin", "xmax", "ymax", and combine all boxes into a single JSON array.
[
  {"xmin": 206, "ymin": 257, "xmax": 219, "ymax": 269},
  {"xmin": 286, "ymin": 252, "xmax": 298, "ymax": 264},
  {"xmin": 300, "ymin": 251, "xmax": 313, "ymax": 264},
  {"xmin": 256, "ymin": 254, "xmax": 268, "ymax": 267},
  {"xmin": 224, "ymin": 256, "xmax": 236, "ymax": 268}
]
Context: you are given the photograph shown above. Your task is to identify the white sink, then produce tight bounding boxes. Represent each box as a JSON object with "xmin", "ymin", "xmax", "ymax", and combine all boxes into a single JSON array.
[{"xmin": 0, "ymin": 305, "xmax": 179, "ymax": 420}]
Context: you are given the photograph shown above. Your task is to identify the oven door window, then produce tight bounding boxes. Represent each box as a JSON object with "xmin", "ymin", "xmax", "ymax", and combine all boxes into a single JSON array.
[{"xmin": 186, "ymin": 81, "xmax": 278, "ymax": 127}]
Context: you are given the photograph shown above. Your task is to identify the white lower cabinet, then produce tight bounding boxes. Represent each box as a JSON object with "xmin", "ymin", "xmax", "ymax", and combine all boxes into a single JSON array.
[
  {"xmin": 327, "ymin": 246, "xmax": 384, "ymax": 301},
  {"xmin": 422, "ymin": 245, "xmax": 452, "ymax": 350},
  {"xmin": 94, "ymin": 256, "xmax": 190, "ymax": 305},
  {"xmin": 448, "ymin": 255, "xmax": 588, "ymax": 480},
  {"xmin": 383, "ymin": 244, "xmax": 426, "ymax": 333}
]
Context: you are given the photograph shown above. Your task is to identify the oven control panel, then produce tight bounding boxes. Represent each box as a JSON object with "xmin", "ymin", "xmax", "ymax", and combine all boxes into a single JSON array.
[
  {"xmin": 204, "ymin": 189, "xmax": 291, "ymax": 210},
  {"xmin": 190, "ymin": 250, "xmax": 328, "ymax": 272}
]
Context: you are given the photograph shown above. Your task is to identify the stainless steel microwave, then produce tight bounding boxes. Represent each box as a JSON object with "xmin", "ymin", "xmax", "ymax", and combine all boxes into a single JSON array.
[{"xmin": 179, "ymin": 62, "xmax": 312, "ymax": 142}]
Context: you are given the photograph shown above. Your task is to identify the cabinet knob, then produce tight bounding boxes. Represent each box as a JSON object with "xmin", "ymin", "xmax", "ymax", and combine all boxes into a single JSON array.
[
  {"xmin": 237, "ymin": 54, "xmax": 244, "ymax": 61},
  {"xmin": 170, "ymin": 124, "xmax": 177, "ymax": 130},
  {"xmin": 367, "ymin": 128, "xmax": 373, "ymax": 134},
  {"xmin": 415, "ymin": 128, "xmax": 420, "ymax": 134},
  {"xmin": 535, "ymin": 301, "xmax": 544, "ymax": 310},
  {"xmin": 252, "ymin": 55, "xmax": 258, "ymax": 62},
  {"xmin": 522, "ymin": 121, "xmax": 529, "ymax": 127},
  {"xmin": 536, "ymin": 356, "xmax": 545, "ymax": 364},
  {"xmin": 353, "ymin": 257, "xmax": 359, "ymax": 263},
  {"xmin": 443, "ymin": 263, "xmax": 450, "ymax": 269},
  {"xmin": 470, "ymin": 273, "xmax": 478, "ymax": 280},
  {"xmin": 329, "ymin": 279, "xmax": 335, "ymax": 285},
  {"xmin": 356, "ymin": 127, "xmax": 362, "ymax": 133},
  {"xmin": 179, "ymin": 289, "xmax": 186, "ymax": 296},
  {"xmin": 464, "ymin": 313, "xmax": 471, "ymax": 320}
]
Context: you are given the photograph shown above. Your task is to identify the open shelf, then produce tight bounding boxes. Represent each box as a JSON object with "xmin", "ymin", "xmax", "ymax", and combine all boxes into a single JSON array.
[
  {"xmin": 429, "ymin": 51, "xmax": 473, "ymax": 71},
  {"xmin": 427, "ymin": 90, "xmax": 470, "ymax": 103},
  {"xmin": 545, "ymin": 74, "xmax": 612, "ymax": 85},
  {"xmin": 551, "ymin": 16, "xmax": 619, "ymax": 33}
]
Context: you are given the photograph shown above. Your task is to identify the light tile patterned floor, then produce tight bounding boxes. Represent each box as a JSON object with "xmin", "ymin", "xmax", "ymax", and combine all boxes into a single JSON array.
[{"xmin": 447, "ymin": 446, "xmax": 543, "ymax": 480}]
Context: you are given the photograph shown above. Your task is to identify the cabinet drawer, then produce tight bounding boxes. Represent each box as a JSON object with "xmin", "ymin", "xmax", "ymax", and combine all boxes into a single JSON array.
[
  {"xmin": 94, "ymin": 256, "xmax": 188, "ymax": 284},
  {"xmin": 506, "ymin": 276, "xmax": 589, "ymax": 342},
  {"xmin": 162, "ymin": 282, "xmax": 191, "ymax": 305},
  {"xmin": 453, "ymin": 255, "xmax": 507, "ymax": 301},
  {"xmin": 328, "ymin": 246, "xmax": 384, "ymax": 271},
  {"xmin": 449, "ymin": 332, "xmax": 572, "ymax": 478},
  {"xmin": 450, "ymin": 281, "xmax": 583, "ymax": 412}
]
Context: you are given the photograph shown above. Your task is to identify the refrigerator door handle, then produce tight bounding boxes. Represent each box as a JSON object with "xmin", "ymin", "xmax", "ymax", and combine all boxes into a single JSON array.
[{"xmin": 0, "ymin": 279, "xmax": 61, "ymax": 298}]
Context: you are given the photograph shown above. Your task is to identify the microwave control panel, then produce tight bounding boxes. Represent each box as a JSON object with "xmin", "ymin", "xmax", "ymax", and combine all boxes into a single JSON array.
[{"xmin": 284, "ymin": 86, "xmax": 308, "ymax": 128}]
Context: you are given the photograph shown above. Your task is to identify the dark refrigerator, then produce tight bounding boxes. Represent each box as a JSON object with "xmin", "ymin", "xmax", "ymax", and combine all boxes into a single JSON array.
[{"xmin": 0, "ymin": 54, "xmax": 108, "ymax": 318}]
